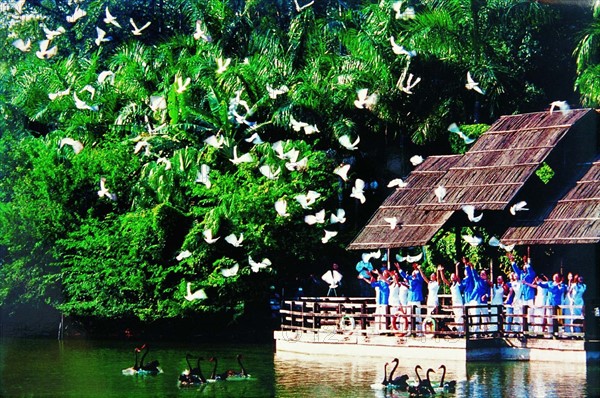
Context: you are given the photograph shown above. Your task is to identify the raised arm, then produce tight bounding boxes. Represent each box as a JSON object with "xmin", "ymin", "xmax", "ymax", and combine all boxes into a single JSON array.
[
  {"xmin": 418, "ymin": 265, "xmax": 429, "ymax": 284},
  {"xmin": 438, "ymin": 265, "xmax": 451, "ymax": 286}
]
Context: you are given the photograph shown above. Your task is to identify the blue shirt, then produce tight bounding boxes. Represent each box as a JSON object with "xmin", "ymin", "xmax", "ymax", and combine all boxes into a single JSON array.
[
  {"xmin": 512, "ymin": 262, "xmax": 536, "ymax": 301},
  {"xmin": 537, "ymin": 281, "xmax": 566, "ymax": 306},
  {"xmin": 371, "ymin": 280, "xmax": 390, "ymax": 305},
  {"xmin": 400, "ymin": 270, "xmax": 424, "ymax": 302}
]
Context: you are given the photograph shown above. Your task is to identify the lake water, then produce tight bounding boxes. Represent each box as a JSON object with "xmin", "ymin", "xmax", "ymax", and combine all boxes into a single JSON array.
[{"xmin": 0, "ymin": 338, "xmax": 599, "ymax": 397}]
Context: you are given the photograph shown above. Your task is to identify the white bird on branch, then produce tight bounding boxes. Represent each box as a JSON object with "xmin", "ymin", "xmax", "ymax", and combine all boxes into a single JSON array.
[
  {"xmin": 98, "ymin": 177, "xmax": 117, "ymax": 201},
  {"xmin": 130, "ymin": 18, "xmax": 151, "ymax": 35},
  {"xmin": 49, "ymin": 88, "xmax": 70, "ymax": 100},
  {"xmin": 103, "ymin": 6, "xmax": 121, "ymax": 28},
  {"xmin": 330, "ymin": 208, "xmax": 346, "ymax": 224},
  {"xmin": 305, "ymin": 209, "xmax": 326, "ymax": 225},
  {"xmin": 59, "ymin": 137, "xmax": 83, "ymax": 154},
  {"xmin": 339, "ymin": 134, "xmax": 360, "ymax": 151},
  {"xmin": 225, "ymin": 233, "xmax": 244, "ymax": 247},
  {"xmin": 98, "ymin": 70, "xmax": 115, "ymax": 85},
  {"xmin": 351, "ymin": 179, "xmax": 366, "ymax": 204},
  {"xmin": 203, "ymin": 229, "xmax": 220, "ymax": 244},
  {"xmin": 510, "ymin": 201, "xmax": 529, "ymax": 215},
  {"xmin": 465, "ymin": 71, "xmax": 485, "ymax": 95},
  {"xmin": 462, "ymin": 204, "xmax": 483, "ymax": 222}
]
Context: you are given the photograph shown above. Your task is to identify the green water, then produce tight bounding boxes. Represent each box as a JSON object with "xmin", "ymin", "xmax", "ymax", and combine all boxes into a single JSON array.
[{"xmin": 0, "ymin": 338, "xmax": 598, "ymax": 397}]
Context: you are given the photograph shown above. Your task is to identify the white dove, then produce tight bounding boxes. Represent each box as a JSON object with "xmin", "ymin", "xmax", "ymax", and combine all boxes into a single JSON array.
[
  {"xmin": 184, "ymin": 282, "xmax": 207, "ymax": 301},
  {"xmin": 59, "ymin": 137, "xmax": 83, "ymax": 154},
  {"xmin": 225, "ymin": 233, "xmax": 244, "ymax": 247},
  {"xmin": 49, "ymin": 88, "xmax": 70, "ymax": 100},
  {"xmin": 354, "ymin": 88, "xmax": 378, "ymax": 109},
  {"xmin": 175, "ymin": 75, "xmax": 191, "ymax": 94},
  {"xmin": 43, "ymin": 26, "xmax": 66, "ymax": 40},
  {"xmin": 322, "ymin": 230, "xmax": 338, "ymax": 244},
  {"xmin": 216, "ymin": 57, "xmax": 231, "ymax": 74},
  {"xmin": 462, "ymin": 235, "xmax": 483, "ymax": 247},
  {"xmin": 73, "ymin": 93, "xmax": 98, "ymax": 111},
  {"xmin": 434, "ymin": 185, "xmax": 447, "ymax": 203},
  {"xmin": 396, "ymin": 6, "xmax": 415, "ymax": 20},
  {"xmin": 156, "ymin": 157, "xmax": 171, "ymax": 170},
  {"xmin": 204, "ymin": 134, "xmax": 225, "ymax": 149},
  {"xmin": 405, "ymin": 253, "xmax": 423, "ymax": 263},
  {"xmin": 12, "ymin": 38, "xmax": 31, "ymax": 52},
  {"xmin": 285, "ymin": 156, "xmax": 308, "ymax": 172},
  {"xmin": 295, "ymin": 190, "xmax": 321, "ymax": 209},
  {"xmin": 36, "ymin": 40, "xmax": 58, "ymax": 59},
  {"xmin": 304, "ymin": 209, "xmax": 326, "ymax": 225},
  {"xmin": 98, "ymin": 70, "xmax": 115, "ymax": 85},
  {"xmin": 302, "ymin": 124, "xmax": 320, "ymax": 135},
  {"xmin": 203, "ymin": 229, "xmax": 220, "ymax": 244},
  {"xmin": 66, "ymin": 6, "xmax": 87, "ymax": 23},
  {"xmin": 221, "ymin": 263, "xmax": 239, "ymax": 278},
  {"xmin": 384, "ymin": 216, "xmax": 399, "ymax": 229},
  {"xmin": 94, "ymin": 27, "xmax": 110, "ymax": 46},
  {"xmin": 351, "ymin": 179, "xmax": 366, "ymax": 204},
  {"xmin": 245, "ymin": 132, "xmax": 264, "ymax": 145},
  {"xmin": 290, "ymin": 116, "xmax": 309, "ymax": 132},
  {"xmin": 488, "ymin": 237, "xmax": 515, "ymax": 252},
  {"xmin": 410, "ymin": 155, "xmax": 424, "ymax": 166},
  {"xmin": 448, "ymin": 123, "xmax": 475, "ymax": 144},
  {"xmin": 266, "ymin": 83, "xmax": 289, "ymax": 99},
  {"xmin": 462, "ymin": 204, "xmax": 483, "ymax": 222},
  {"xmin": 133, "ymin": 140, "xmax": 151, "ymax": 156},
  {"xmin": 149, "ymin": 95, "xmax": 166, "ymax": 112},
  {"xmin": 387, "ymin": 178, "xmax": 407, "ymax": 188},
  {"xmin": 549, "ymin": 100, "xmax": 570, "ymax": 115},
  {"xmin": 98, "ymin": 177, "xmax": 117, "ymax": 201},
  {"xmin": 362, "ymin": 250, "xmax": 382, "ymax": 262},
  {"xmin": 229, "ymin": 146, "xmax": 253, "ymax": 165},
  {"xmin": 104, "ymin": 6, "xmax": 121, "ymax": 27},
  {"xmin": 330, "ymin": 208, "xmax": 346, "ymax": 224},
  {"xmin": 195, "ymin": 164, "xmax": 211, "ymax": 188},
  {"xmin": 176, "ymin": 250, "xmax": 192, "ymax": 261},
  {"xmin": 193, "ymin": 20, "xmax": 212, "ymax": 42},
  {"xmin": 275, "ymin": 199, "xmax": 290, "ymax": 217},
  {"xmin": 339, "ymin": 134, "xmax": 360, "ymax": 151},
  {"xmin": 130, "ymin": 18, "xmax": 151, "ymax": 35},
  {"xmin": 259, "ymin": 165, "xmax": 281, "ymax": 180},
  {"xmin": 249, "ymin": 256, "xmax": 272, "ymax": 272},
  {"xmin": 333, "ymin": 164, "xmax": 351, "ymax": 181},
  {"xmin": 465, "ymin": 71, "xmax": 485, "ymax": 95},
  {"xmin": 510, "ymin": 201, "xmax": 529, "ymax": 215},
  {"xmin": 390, "ymin": 36, "xmax": 416, "ymax": 57},
  {"xmin": 294, "ymin": 0, "xmax": 314, "ymax": 12}
]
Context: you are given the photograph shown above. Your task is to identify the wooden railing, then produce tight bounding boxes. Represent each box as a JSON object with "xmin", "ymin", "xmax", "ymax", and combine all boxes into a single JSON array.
[{"xmin": 279, "ymin": 296, "xmax": 587, "ymax": 340}]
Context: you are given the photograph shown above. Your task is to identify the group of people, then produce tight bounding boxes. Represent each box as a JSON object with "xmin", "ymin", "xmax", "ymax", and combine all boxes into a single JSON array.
[{"xmin": 355, "ymin": 253, "xmax": 587, "ymax": 335}]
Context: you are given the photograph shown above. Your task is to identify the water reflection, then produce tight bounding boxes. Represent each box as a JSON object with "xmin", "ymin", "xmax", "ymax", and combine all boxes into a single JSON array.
[{"xmin": 0, "ymin": 338, "xmax": 598, "ymax": 397}]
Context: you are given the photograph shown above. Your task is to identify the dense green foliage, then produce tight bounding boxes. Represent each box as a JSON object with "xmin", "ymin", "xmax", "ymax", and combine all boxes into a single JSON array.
[{"xmin": 0, "ymin": 0, "xmax": 589, "ymax": 323}]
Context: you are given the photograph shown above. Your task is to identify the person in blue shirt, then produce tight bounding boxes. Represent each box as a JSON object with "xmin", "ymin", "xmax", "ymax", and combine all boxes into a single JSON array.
[
  {"xmin": 371, "ymin": 270, "xmax": 392, "ymax": 331},
  {"xmin": 400, "ymin": 264, "xmax": 425, "ymax": 334},
  {"xmin": 533, "ymin": 273, "xmax": 567, "ymax": 335},
  {"xmin": 463, "ymin": 259, "xmax": 491, "ymax": 334},
  {"xmin": 508, "ymin": 253, "xmax": 536, "ymax": 331},
  {"xmin": 356, "ymin": 257, "xmax": 374, "ymax": 297}
]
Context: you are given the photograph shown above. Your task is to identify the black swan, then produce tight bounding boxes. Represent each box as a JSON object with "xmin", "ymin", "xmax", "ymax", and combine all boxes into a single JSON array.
[
  {"xmin": 121, "ymin": 346, "xmax": 141, "ymax": 375},
  {"xmin": 387, "ymin": 358, "xmax": 410, "ymax": 391},
  {"xmin": 227, "ymin": 354, "xmax": 251, "ymax": 379},
  {"xmin": 179, "ymin": 354, "xmax": 206, "ymax": 386},
  {"xmin": 370, "ymin": 362, "xmax": 389, "ymax": 389},
  {"xmin": 208, "ymin": 357, "xmax": 228, "ymax": 380},
  {"xmin": 438, "ymin": 364, "xmax": 457, "ymax": 392},
  {"xmin": 407, "ymin": 365, "xmax": 435, "ymax": 396},
  {"xmin": 138, "ymin": 344, "xmax": 161, "ymax": 375}
]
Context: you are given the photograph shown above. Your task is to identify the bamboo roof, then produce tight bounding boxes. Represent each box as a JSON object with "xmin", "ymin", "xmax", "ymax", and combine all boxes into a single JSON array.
[
  {"xmin": 502, "ymin": 157, "xmax": 600, "ymax": 245},
  {"xmin": 417, "ymin": 108, "xmax": 593, "ymax": 210},
  {"xmin": 347, "ymin": 155, "xmax": 461, "ymax": 250}
]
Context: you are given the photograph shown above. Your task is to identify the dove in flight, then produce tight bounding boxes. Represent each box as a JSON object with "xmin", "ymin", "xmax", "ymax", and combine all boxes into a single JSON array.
[
  {"xmin": 249, "ymin": 257, "xmax": 272, "ymax": 272},
  {"xmin": 98, "ymin": 177, "xmax": 117, "ymax": 201},
  {"xmin": 203, "ymin": 229, "xmax": 220, "ymax": 244},
  {"xmin": 509, "ymin": 201, "xmax": 529, "ymax": 215},
  {"xmin": 221, "ymin": 263, "xmax": 239, "ymax": 277},
  {"xmin": 462, "ymin": 235, "xmax": 482, "ymax": 246},
  {"xmin": 266, "ymin": 83, "xmax": 289, "ymax": 99},
  {"xmin": 259, "ymin": 165, "xmax": 281, "ymax": 180},
  {"xmin": 322, "ymin": 230, "xmax": 338, "ymax": 244},
  {"xmin": 36, "ymin": 40, "xmax": 58, "ymax": 59},
  {"xmin": 390, "ymin": 36, "xmax": 416, "ymax": 57},
  {"xmin": 549, "ymin": 100, "xmax": 570, "ymax": 115},
  {"xmin": 410, "ymin": 155, "xmax": 424, "ymax": 166},
  {"xmin": 330, "ymin": 208, "xmax": 346, "ymax": 224},
  {"xmin": 354, "ymin": 88, "xmax": 378, "ymax": 109},
  {"xmin": 339, "ymin": 135, "xmax": 360, "ymax": 151},
  {"xmin": 405, "ymin": 252, "xmax": 423, "ymax": 263},
  {"xmin": 98, "ymin": 70, "xmax": 115, "ymax": 85},
  {"xmin": 12, "ymin": 38, "xmax": 31, "ymax": 52},
  {"xmin": 275, "ymin": 199, "xmax": 290, "ymax": 217},
  {"xmin": 184, "ymin": 282, "xmax": 207, "ymax": 301},
  {"xmin": 333, "ymin": 164, "xmax": 351, "ymax": 181},
  {"xmin": 73, "ymin": 93, "xmax": 98, "ymax": 111},
  {"xmin": 462, "ymin": 204, "xmax": 482, "ymax": 222},
  {"xmin": 229, "ymin": 146, "xmax": 254, "ymax": 165},
  {"xmin": 149, "ymin": 95, "xmax": 167, "ymax": 112},
  {"xmin": 175, "ymin": 75, "xmax": 191, "ymax": 94},
  {"xmin": 60, "ymin": 137, "xmax": 83, "ymax": 154},
  {"xmin": 362, "ymin": 250, "xmax": 382, "ymax": 263},
  {"xmin": 434, "ymin": 185, "xmax": 447, "ymax": 203},
  {"xmin": 384, "ymin": 216, "xmax": 399, "ymax": 229},
  {"xmin": 204, "ymin": 135, "xmax": 225, "ymax": 149},
  {"xmin": 43, "ymin": 26, "xmax": 66, "ymax": 40},
  {"xmin": 387, "ymin": 178, "xmax": 407, "ymax": 189},
  {"xmin": 392, "ymin": 1, "xmax": 415, "ymax": 20},
  {"xmin": 130, "ymin": 18, "xmax": 151, "ymax": 35},
  {"xmin": 95, "ymin": 27, "xmax": 111, "ymax": 46},
  {"xmin": 66, "ymin": 6, "xmax": 87, "ymax": 23},
  {"xmin": 294, "ymin": 0, "xmax": 314, "ymax": 12},
  {"xmin": 351, "ymin": 179, "xmax": 366, "ymax": 204},
  {"xmin": 156, "ymin": 157, "xmax": 171, "ymax": 170},
  {"xmin": 305, "ymin": 209, "xmax": 326, "ymax": 225},
  {"xmin": 225, "ymin": 233, "xmax": 244, "ymax": 247},
  {"xmin": 133, "ymin": 140, "xmax": 151, "ymax": 156},
  {"xmin": 193, "ymin": 20, "xmax": 212, "ymax": 42},
  {"xmin": 448, "ymin": 123, "xmax": 475, "ymax": 144},
  {"xmin": 245, "ymin": 132, "xmax": 264, "ymax": 145},
  {"xmin": 216, "ymin": 57, "xmax": 231, "ymax": 74},
  {"xmin": 49, "ymin": 88, "xmax": 70, "ymax": 100},
  {"xmin": 176, "ymin": 250, "xmax": 192, "ymax": 261},
  {"xmin": 289, "ymin": 115, "xmax": 309, "ymax": 132},
  {"xmin": 488, "ymin": 237, "xmax": 515, "ymax": 252},
  {"xmin": 195, "ymin": 164, "xmax": 211, "ymax": 188},
  {"xmin": 465, "ymin": 71, "xmax": 485, "ymax": 94},
  {"xmin": 103, "ymin": 6, "xmax": 121, "ymax": 28}
]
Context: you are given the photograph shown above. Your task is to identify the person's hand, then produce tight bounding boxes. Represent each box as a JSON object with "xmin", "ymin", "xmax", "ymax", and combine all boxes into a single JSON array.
[{"xmin": 437, "ymin": 265, "xmax": 443, "ymax": 271}]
